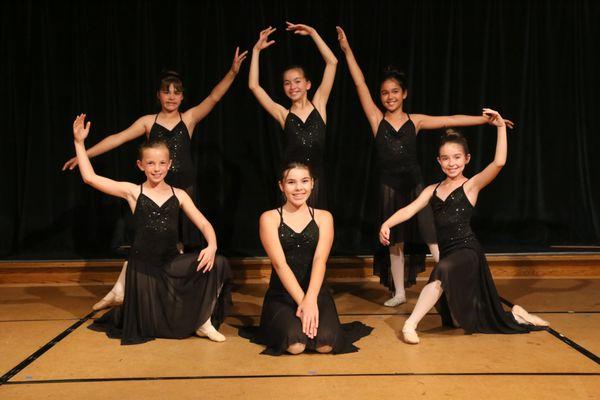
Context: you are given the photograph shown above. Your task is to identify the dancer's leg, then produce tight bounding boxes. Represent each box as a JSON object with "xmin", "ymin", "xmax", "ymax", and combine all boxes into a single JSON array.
[
  {"xmin": 384, "ymin": 243, "xmax": 406, "ymax": 307},
  {"xmin": 92, "ymin": 261, "xmax": 127, "ymax": 310},
  {"xmin": 402, "ymin": 280, "xmax": 444, "ymax": 344}
]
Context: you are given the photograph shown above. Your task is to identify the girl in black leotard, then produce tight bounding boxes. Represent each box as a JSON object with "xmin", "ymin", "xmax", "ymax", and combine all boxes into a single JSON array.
[
  {"xmin": 72, "ymin": 115, "xmax": 231, "ymax": 344},
  {"xmin": 249, "ymin": 23, "xmax": 337, "ymax": 208},
  {"xmin": 337, "ymin": 26, "xmax": 515, "ymax": 307},
  {"xmin": 379, "ymin": 109, "xmax": 549, "ymax": 344},
  {"xmin": 63, "ymin": 49, "xmax": 247, "ymax": 311},
  {"xmin": 241, "ymin": 162, "xmax": 372, "ymax": 355}
]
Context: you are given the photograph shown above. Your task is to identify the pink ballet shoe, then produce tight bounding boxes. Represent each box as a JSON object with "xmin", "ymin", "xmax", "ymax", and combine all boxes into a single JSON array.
[
  {"xmin": 512, "ymin": 305, "xmax": 549, "ymax": 327},
  {"xmin": 402, "ymin": 322, "xmax": 420, "ymax": 344},
  {"xmin": 92, "ymin": 290, "xmax": 123, "ymax": 311}
]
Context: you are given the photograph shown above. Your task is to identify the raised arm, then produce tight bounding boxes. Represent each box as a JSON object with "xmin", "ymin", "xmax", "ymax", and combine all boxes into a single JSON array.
[
  {"xmin": 72, "ymin": 114, "xmax": 137, "ymax": 203},
  {"xmin": 63, "ymin": 115, "xmax": 148, "ymax": 170},
  {"xmin": 336, "ymin": 26, "xmax": 383, "ymax": 135},
  {"xmin": 184, "ymin": 47, "xmax": 248, "ymax": 130},
  {"xmin": 379, "ymin": 185, "xmax": 436, "ymax": 246},
  {"xmin": 286, "ymin": 22, "xmax": 338, "ymax": 119},
  {"xmin": 248, "ymin": 27, "xmax": 288, "ymax": 128},
  {"xmin": 259, "ymin": 211, "xmax": 305, "ymax": 304},
  {"xmin": 411, "ymin": 113, "xmax": 514, "ymax": 133},
  {"xmin": 177, "ymin": 189, "xmax": 219, "ymax": 272},
  {"xmin": 464, "ymin": 109, "xmax": 507, "ymax": 200},
  {"xmin": 298, "ymin": 210, "xmax": 333, "ymax": 338}
]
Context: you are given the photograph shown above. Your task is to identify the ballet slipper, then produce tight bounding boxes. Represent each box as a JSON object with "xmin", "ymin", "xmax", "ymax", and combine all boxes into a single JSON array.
[
  {"xmin": 384, "ymin": 295, "xmax": 406, "ymax": 307},
  {"xmin": 92, "ymin": 290, "xmax": 123, "ymax": 311},
  {"xmin": 196, "ymin": 323, "xmax": 226, "ymax": 342},
  {"xmin": 402, "ymin": 321, "xmax": 420, "ymax": 344},
  {"xmin": 512, "ymin": 305, "xmax": 549, "ymax": 327}
]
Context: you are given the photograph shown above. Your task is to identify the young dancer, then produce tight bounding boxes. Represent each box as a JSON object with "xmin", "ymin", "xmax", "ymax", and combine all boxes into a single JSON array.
[
  {"xmin": 249, "ymin": 23, "xmax": 337, "ymax": 208},
  {"xmin": 63, "ymin": 49, "xmax": 246, "ymax": 310},
  {"xmin": 337, "ymin": 26, "xmax": 514, "ymax": 307},
  {"xmin": 379, "ymin": 109, "xmax": 549, "ymax": 344},
  {"xmin": 72, "ymin": 114, "xmax": 231, "ymax": 344},
  {"xmin": 241, "ymin": 162, "xmax": 372, "ymax": 355}
]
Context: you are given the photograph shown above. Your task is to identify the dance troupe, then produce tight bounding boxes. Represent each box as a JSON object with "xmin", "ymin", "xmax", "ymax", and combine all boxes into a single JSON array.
[{"xmin": 63, "ymin": 24, "xmax": 549, "ymax": 355}]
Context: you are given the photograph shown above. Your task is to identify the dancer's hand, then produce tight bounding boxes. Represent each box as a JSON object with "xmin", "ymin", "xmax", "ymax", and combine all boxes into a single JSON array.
[
  {"xmin": 286, "ymin": 22, "xmax": 315, "ymax": 36},
  {"xmin": 336, "ymin": 26, "xmax": 350, "ymax": 52},
  {"xmin": 73, "ymin": 114, "xmax": 91, "ymax": 144},
  {"xmin": 483, "ymin": 108, "xmax": 513, "ymax": 129},
  {"xmin": 254, "ymin": 27, "xmax": 276, "ymax": 52},
  {"xmin": 197, "ymin": 245, "xmax": 216, "ymax": 272},
  {"xmin": 62, "ymin": 156, "xmax": 79, "ymax": 171},
  {"xmin": 379, "ymin": 223, "xmax": 391, "ymax": 246},
  {"xmin": 297, "ymin": 297, "xmax": 319, "ymax": 339},
  {"xmin": 483, "ymin": 108, "xmax": 507, "ymax": 128},
  {"xmin": 230, "ymin": 46, "xmax": 248, "ymax": 74}
]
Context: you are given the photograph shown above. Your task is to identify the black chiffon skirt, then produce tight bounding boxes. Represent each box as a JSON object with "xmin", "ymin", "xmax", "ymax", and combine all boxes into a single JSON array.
[
  {"xmin": 374, "ymin": 182, "xmax": 437, "ymax": 290},
  {"xmin": 240, "ymin": 286, "xmax": 372, "ymax": 356},
  {"xmin": 430, "ymin": 244, "xmax": 542, "ymax": 334},
  {"xmin": 89, "ymin": 253, "xmax": 232, "ymax": 345}
]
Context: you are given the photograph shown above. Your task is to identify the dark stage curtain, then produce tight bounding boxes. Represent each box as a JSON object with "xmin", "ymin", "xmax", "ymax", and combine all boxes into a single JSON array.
[{"xmin": 1, "ymin": 0, "xmax": 599, "ymax": 258}]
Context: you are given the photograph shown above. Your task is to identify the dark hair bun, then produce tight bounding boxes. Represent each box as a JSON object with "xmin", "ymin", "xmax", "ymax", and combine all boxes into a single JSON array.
[{"xmin": 381, "ymin": 66, "xmax": 407, "ymax": 90}]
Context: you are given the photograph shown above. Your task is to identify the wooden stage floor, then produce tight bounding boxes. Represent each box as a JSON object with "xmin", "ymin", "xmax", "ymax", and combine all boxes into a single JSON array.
[{"xmin": 1, "ymin": 277, "xmax": 599, "ymax": 399}]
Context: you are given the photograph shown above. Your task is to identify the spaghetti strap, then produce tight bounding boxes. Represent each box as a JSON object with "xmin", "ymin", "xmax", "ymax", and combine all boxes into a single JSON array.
[
  {"xmin": 153, "ymin": 113, "xmax": 159, "ymax": 123},
  {"xmin": 308, "ymin": 207, "xmax": 315, "ymax": 219},
  {"xmin": 170, "ymin": 185, "xmax": 176, "ymax": 195},
  {"xmin": 178, "ymin": 112, "xmax": 183, "ymax": 121},
  {"xmin": 140, "ymin": 184, "xmax": 144, "ymax": 194},
  {"xmin": 276, "ymin": 207, "xmax": 283, "ymax": 225},
  {"xmin": 407, "ymin": 113, "xmax": 411, "ymax": 120},
  {"xmin": 461, "ymin": 178, "xmax": 470, "ymax": 186},
  {"xmin": 433, "ymin": 181, "xmax": 443, "ymax": 193}
]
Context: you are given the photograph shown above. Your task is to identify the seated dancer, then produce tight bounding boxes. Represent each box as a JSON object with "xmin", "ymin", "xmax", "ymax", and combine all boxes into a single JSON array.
[
  {"xmin": 249, "ymin": 23, "xmax": 337, "ymax": 208},
  {"xmin": 241, "ymin": 162, "xmax": 372, "ymax": 355},
  {"xmin": 72, "ymin": 114, "xmax": 231, "ymax": 345},
  {"xmin": 379, "ymin": 109, "xmax": 549, "ymax": 344}
]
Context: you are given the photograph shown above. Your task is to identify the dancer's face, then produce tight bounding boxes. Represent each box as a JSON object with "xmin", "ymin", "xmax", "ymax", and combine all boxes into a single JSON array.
[
  {"xmin": 438, "ymin": 143, "xmax": 471, "ymax": 179},
  {"xmin": 279, "ymin": 167, "xmax": 314, "ymax": 207},
  {"xmin": 157, "ymin": 84, "xmax": 183, "ymax": 112},
  {"xmin": 137, "ymin": 146, "xmax": 172, "ymax": 184},
  {"xmin": 380, "ymin": 79, "xmax": 407, "ymax": 112},
  {"xmin": 283, "ymin": 69, "xmax": 311, "ymax": 101}
]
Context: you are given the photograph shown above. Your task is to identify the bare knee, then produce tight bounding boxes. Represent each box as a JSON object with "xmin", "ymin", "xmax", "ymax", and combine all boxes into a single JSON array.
[
  {"xmin": 316, "ymin": 345, "xmax": 333, "ymax": 354},
  {"xmin": 286, "ymin": 342, "xmax": 306, "ymax": 355}
]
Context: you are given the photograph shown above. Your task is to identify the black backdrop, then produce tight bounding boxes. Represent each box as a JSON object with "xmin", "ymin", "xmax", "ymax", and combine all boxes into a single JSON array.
[{"xmin": 2, "ymin": 0, "xmax": 599, "ymax": 259}]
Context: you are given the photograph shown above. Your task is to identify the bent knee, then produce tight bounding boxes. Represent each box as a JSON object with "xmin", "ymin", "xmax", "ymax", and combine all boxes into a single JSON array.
[
  {"xmin": 316, "ymin": 345, "xmax": 333, "ymax": 354},
  {"xmin": 286, "ymin": 342, "xmax": 306, "ymax": 355}
]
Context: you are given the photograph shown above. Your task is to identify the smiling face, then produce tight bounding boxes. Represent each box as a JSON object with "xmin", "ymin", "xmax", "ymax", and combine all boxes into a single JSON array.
[
  {"xmin": 136, "ymin": 145, "xmax": 172, "ymax": 184},
  {"xmin": 157, "ymin": 83, "xmax": 183, "ymax": 112},
  {"xmin": 380, "ymin": 79, "xmax": 407, "ymax": 112},
  {"xmin": 437, "ymin": 142, "xmax": 471, "ymax": 179},
  {"xmin": 278, "ymin": 166, "xmax": 314, "ymax": 207},
  {"xmin": 283, "ymin": 68, "xmax": 311, "ymax": 101}
]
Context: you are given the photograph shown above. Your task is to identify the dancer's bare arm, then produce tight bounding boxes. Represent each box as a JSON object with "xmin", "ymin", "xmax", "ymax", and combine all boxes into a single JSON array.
[
  {"xmin": 248, "ymin": 27, "xmax": 288, "ymax": 128},
  {"xmin": 336, "ymin": 26, "xmax": 383, "ymax": 134}
]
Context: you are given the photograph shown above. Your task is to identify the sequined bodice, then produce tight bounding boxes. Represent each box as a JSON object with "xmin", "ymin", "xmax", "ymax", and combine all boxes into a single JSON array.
[
  {"xmin": 132, "ymin": 190, "xmax": 180, "ymax": 263},
  {"xmin": 375, "ymin": 118, "xmax": 422, "ymax": 189},
  {"xmin": 269, "ymin": 210, "xmax": 319, "ymax": 292},
  {"xmin": 148, "ymin": 118, "xmax": 195, "ymax": 188},
  {"xmin": 283, "ymin": 108, "xmax": 326, "ymax": 176},
  {"xmin": 430, "ymin": 184, "xmax": 477, "ymax": 256}
]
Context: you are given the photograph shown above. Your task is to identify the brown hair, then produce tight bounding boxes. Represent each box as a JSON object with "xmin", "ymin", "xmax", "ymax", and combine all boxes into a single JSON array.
[
  {"xmin": 439, "ymin": 129, "xmax": 469, "ymax": 154},
  {"xmin": 138, "ymin": 138, "xmax": 170, "ymax": 160}
]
